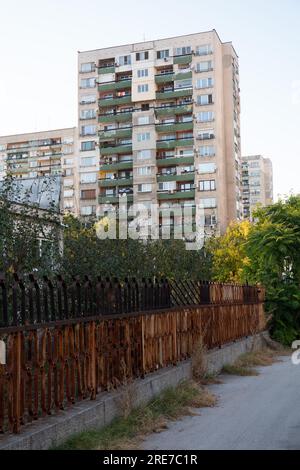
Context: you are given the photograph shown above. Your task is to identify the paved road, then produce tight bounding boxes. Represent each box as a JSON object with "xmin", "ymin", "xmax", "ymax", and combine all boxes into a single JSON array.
[{"xmin": 143, "ymin": 356, "xmax": 300, "ymax": 450}]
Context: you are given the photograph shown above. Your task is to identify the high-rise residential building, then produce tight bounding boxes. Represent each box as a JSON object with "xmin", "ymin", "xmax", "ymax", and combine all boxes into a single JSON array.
[
  {"xmin": 78, "ymin": 29, "xmax": 242, "ymax": 234},
  {"xmin": 241, "ymin": 155, "xmax": 273, "ymax": 218},
  {"xmin": 0, "ymin": 127, "xmax": 79, "ymax": 215}
]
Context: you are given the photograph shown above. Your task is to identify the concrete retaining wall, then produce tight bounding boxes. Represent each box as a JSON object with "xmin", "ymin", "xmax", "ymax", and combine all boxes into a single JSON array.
[{"xmin": 0, "ymin": 332, "xmax": 269, "ymax": 450}]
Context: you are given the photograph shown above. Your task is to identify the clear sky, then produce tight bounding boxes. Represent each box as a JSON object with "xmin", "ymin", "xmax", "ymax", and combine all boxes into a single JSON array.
[{"xmin": 0, "ymin": 0, "xmax": 299, "ymax": 198}]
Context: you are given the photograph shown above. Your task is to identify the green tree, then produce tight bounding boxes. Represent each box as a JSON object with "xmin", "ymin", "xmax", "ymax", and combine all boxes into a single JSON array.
[{"xmin": 207, "ymin": 220, "xmax": 251, "ymax": 283}]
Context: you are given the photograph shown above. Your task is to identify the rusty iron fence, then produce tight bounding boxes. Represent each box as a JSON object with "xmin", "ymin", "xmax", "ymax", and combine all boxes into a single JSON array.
[{"xmin": 0, "ymin": 275, "xmax": 265, "ymax": 435}]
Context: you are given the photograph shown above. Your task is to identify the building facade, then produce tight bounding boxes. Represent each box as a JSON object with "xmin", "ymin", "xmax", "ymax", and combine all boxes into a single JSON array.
[
  {"xmin": 78, "ymin": 30, "xmax": 242, "ymax": 234},
  {"xmin": 241, "ymin": 155, "xmax": 273, "ymax": 218},
  {"xmin": 0, "ymin": 128, "xmax": 79, "ymax": 215}
]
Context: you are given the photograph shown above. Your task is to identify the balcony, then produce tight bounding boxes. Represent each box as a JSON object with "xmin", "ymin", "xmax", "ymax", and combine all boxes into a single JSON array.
[
  {"xmin": 155, "ymin": 73, "xmax": 175, "ymax": 84},
  {"xmin": 99, "ymin": 177, "xmax": 133, "ymax": 187},
  {"xmin": 98, "ymin": 79, "xmax": 132, "ymax": 92},
  {"xmin": 156, "ymin": 137, "xmax": 194, "ymax": 150},
  {"xmin": 99, "ymin": 128, "xmax": 132, "ymax": 141},
  {"xmin": 174, "ymin": 71, "xmax": 192, "ymax": 81},
  {"xmin": 155, "ymin": 104, "xmax": 193, "ymax": 117},
  {"xmin": 157, "ymin": 172, "xmax": 195, "ymax": 183},
  {"xmin": 98, "ymin": 111, "xmax": 133, "ymax": 123},
  {"xmin": 156, "ymin": 121, "xmax": 193, "ymax": 133},
  {"xmin": 100, "ymin": 143, "xmax": 132, "ymax": 156},
  {"xmin": 98, "ymin": 65, "xmax": 115, "ymax": 74},
  {"xmin": 173, "ymin": 54, "xmax": 193, "ymax": 65},
  {"xmin": 99, "ymin": 194, "xmax": 133, "ymax": 204},
  {"xmin": 99, "ymin": 95, "xmax": 132, "ymax": 108},
  {"xmin": 156, "ymin": 88, "xmax": 193, "ymax": 101},
  {"xmin": 157, "ymin": 189, "xmax": 195, "ymax": 200},
  {"xmin": 157, "ymin": 155, "xmax": 194, "ymax": 167},
  {"xmin": 100, "ymin": 160, "xmax": 133, "ymax": 171}
]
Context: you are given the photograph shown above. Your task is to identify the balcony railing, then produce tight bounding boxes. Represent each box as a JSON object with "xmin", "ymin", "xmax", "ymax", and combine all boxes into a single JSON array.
[
  {"xmin": 157, "ymin": 189, "xmax": 196, "ymax": 200},
  {"xmin": 100, "ymin": 159, "xmax": 133, "ymax": 171},
  {"xmin": 100, "ymin": 143, "xmax": 133, "ymax": 156},
  {"xmin": 156, "ymin": 121, "xmax": 193, "ymax": 133},
  {"xmin": 99, "ymin": 110, "xmax": 133, "ymax": 123},
  {"xmin": 155, "ymin": 103, "xmax": 193, "ymax": 117},
  {"xmin": 98, "ymin": 79, "xmax": 132, "ymax": 92},
  {"xmin": 99, "ymin": 128, "xmax": 132, "ymax": 141},
  {"xmin": 98, "ymin": 65, "xmax": 116, "ymax": 74},
  {"xmin": 156, "ymin": 87, "xmax": 193, "ymax": 100},
  {"xmin": 173, "ymin": 54, "xmax": 193, "ymax": 65},
  {"xmin": 156, "ymin": 137, "xmax": 194, "ymax": 150},
  {"xmin": 157, "ymin": 154, "xmax": 195, "ymax": 167},
  {"xmin": 99, "ymin": 95, "xmax": 132, "ymax": 108},
  {"xmin": 99, "ymin": 176, "xmax": 133, "ymax": 187}
]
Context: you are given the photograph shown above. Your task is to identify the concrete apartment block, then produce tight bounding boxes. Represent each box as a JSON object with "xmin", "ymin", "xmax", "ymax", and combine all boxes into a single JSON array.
[
  {"xmin": 242, "ymin": 155, "xmax": 274, "ymax": 218},
  {"xmin": 0, "ymin": 127, "xmax": 79, "ymax": 215},
  {"xmin": 78, "ymin": 29, "xmax": 242, "ymax": 234}
]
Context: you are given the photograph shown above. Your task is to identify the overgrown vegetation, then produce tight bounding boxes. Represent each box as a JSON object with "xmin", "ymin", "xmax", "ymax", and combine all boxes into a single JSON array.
[
  {"xmin": 222, "ymin": 349, "xmax": 281, "ymax": 376},
  {"xmin": 54, "ymin": 381, "xmax": 217, "ymax": 450},
  {"xmin": 208, "ymin": 195, "xmax": 300, "ymax": 345}
]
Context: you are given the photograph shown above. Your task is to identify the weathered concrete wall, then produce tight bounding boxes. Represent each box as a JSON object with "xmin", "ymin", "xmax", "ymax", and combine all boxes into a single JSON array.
[{"xmin": 0, "ymin": 332, "xmax": 269, "ymax": 450}]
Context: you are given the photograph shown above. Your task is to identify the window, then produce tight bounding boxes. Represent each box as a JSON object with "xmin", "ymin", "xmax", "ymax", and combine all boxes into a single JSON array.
[
  {"xmin": 174, "ymin": 46, "xmax": 192, "ymax": 56},
  {"xmin": 197, "ymin": 94, "xmax": 213, "ymax": 105},
  {"xmin": 196, "ymin": 44, "xmax": 213, "ymax": 56},
  {"xmin": 137, "ymin": 166, "xmax": 151, "ymax": 176},
  {"xmin": 198, "ymin": 129, "xmax": 215, "ymax": 140},
  {"xmin": 199, "ymin": 146, "xmax": 215, "ymax": 157},
  {"xmin": 196, "ymin": 61, "xmax": 213, "ymax": 73},
  {"xmin": 80, "ymin": 78, "xmax": 96, "ymax": 88},
  {"xmin": 81, "ymin": 62, "xmax": 95, "ymax": 73},
  {"xmin": 196, "ymin": 78, "xmax": 214, "ymax": 89},
  {"xmin": 29, "ymin": 161, "xmax": 37, "ymax": 168},
  {"xmin": 157, "ymin": 50, "xmax": 169, "ymax": 60},
  {"xmin": 137, "ymin": 116, "xmax": 150, "ymax": 125},
  {"xmin": 80, "ymin": 172, "xmax": 97, "ymax": 184},
  {"xmin": 80, "ymin": 109, "xmax": 96, "ymax": 120},
  {"xmin": 29, "ymin": 172, "xmax": 37, "ymax": 178},
  {"xmin": 138, "ymin": 184, "xmax": 152, "ymax": 193},
  {"xmin": 205, "ymin": 214, "xmax": 217, "ymax": 226},
  {"xmin": 81, "ymin": 141, "xmax": 96, "ymax": 151},
  {"xmin": 118, "ymin": 55, "xmax": 131, "ymax": 66},
  {"xmin": 64, "ymin": 179, "xmax": 73, "ymax": 187},
  {"xmin": 199, "ymin": 180, "xmax": 216, "ymax": 191},
  {"xmin": 137, "ymin": 132, "xmax": 150, "ymax": 142},
  {"xmin": 137, "ymin": 68, "xmax": 149, "ymax": 78},
  {"xmin": 137, "ymin": 150, "xmax": 151, "ymax": 160},
  {"xmin": 136, "ymin": 51, "xmax": 149, "ymax": 61},
  {"xmin": 81, "ymin": 156, "xmax": 96, "ymax": 166},
  {"xmin": 64, "ymin": 201, "xmax": 74, "ymax": 209},
  {"xmin": 199, "ymin": 163, "xmax": 216, "ymax": 174},
  {"xmin": 81, "ymin": 125, "xmax": 96, "ymax": 136},
  {"xmin": 200, "ymin": 198, "xmax": 217, "ymax": 208},
  {"xmin": 138, "ymin": 84, "xmax": 149, "ymax": 93},
  {"xmin": 175, "ymin": 79, "xmax": 192, "ymax": 89},
  {"xmin": 81, "ymin": 189, "xmax": 96, "ymax": 200},
  {"xmin": 80, "ymin": 95, "xmax": 96, "ymax": 104},
  {"xmin": 65, "ymin": 169, "xmax": 73, "ymax": 177},
  {"xmin": 159, "ymin": 181, "xmax": 176, "ymax": 191},
  {"xmin": 64, "ymin": 189, "xmax": 74, "ymax": 198},
  {"xmin": 64, "ymin": 158, "xmax": 74, "ymax": 166},
  {"xmin": 81, "ymin": 206, "xmax": 94, "ymax": 216},
  {"xmin": 197, "ymin": 111, "xmax": 214, "ymax": 122}
]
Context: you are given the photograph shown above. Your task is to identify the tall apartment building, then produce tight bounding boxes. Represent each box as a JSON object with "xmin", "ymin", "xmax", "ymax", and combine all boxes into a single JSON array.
[
  {"xmin": 78, "ymin": 30, "xmax": 242, "ymax": 233},
  {"xmin": 242, "ymin": 155, "xmax": 273, "ymax": 218},
  {"xmin": 0, "ymin": 128, "xmax": 79, "ymax": 214}
]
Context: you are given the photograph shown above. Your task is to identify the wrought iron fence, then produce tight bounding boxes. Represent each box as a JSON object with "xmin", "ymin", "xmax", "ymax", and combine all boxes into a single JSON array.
[{"xmin": 0, "ymin": 274, "xmax": 261, "ymax": 328}]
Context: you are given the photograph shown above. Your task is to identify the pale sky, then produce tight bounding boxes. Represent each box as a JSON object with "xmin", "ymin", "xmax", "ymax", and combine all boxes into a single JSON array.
[{"xmin": 0, "ymin": 0, "xmax": 299, "ymax": 198}]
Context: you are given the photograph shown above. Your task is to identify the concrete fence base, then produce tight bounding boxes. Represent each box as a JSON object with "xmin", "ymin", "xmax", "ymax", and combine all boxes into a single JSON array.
[{"xmin": 0, "ymin": 331, "xmax": 270, "ymax": 450}]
